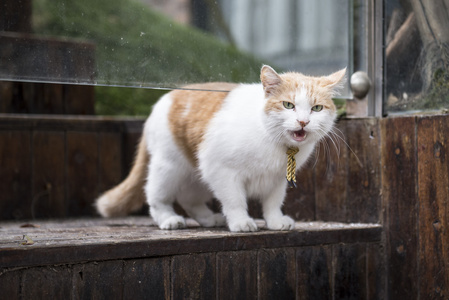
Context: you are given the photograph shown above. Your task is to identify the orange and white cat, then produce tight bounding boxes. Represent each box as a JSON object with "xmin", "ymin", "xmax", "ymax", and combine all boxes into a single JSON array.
[{"xmin": 95, "ymin": 65, "xmax": 346, "ymax": 232}]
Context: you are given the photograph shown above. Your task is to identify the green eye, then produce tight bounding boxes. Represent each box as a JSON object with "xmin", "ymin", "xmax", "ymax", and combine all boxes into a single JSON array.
[
  {"xmin": 312, "ymin": 105, "xmax": 323, "ymax": 112},
  {"xmin": 283, "ymin": 101, "xmax": 295, "ymax": 109}
]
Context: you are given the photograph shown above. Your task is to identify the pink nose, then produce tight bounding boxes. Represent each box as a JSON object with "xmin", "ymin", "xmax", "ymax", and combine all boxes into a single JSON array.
[{"xmin": 298, "ymin": 120, "xmax": 310, "ymax": 127}]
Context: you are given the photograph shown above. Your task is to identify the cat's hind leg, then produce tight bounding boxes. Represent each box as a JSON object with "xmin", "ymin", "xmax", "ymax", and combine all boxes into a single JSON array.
[
  {"xmin": 145, "ymin": 155, "xmax": 189, "ymax": 230},
  {"xmin": 176, "ymin": 180, "xmax": 226, "ymax": 228}
]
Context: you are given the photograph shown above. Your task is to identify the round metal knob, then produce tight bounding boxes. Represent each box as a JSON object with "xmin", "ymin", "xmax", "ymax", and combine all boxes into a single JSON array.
[{"xmin": 350, "ymin": 71, "xmax": 371, "ymax": 99}]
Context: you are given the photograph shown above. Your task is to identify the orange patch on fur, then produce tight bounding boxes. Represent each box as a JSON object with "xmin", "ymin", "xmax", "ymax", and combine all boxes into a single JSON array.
[
  {"xmin": 169, "ymin": 82, "xmax": 238, "ymax": 165},
  {"xmin": 264, "ymin": 72, "xmax": 338, "ymax": 114}
]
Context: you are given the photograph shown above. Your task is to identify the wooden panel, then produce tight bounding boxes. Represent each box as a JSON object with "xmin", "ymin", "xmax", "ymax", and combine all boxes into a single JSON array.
[
  {"xmin": 380, "ymin": 116, "xmax": 418, "ymax": 299},
  {"xmin": 284, "ymin": 161, "xmax": 316, "ymax": 221},
  {"xmin": 258, "ymin": 248, "xmax": 296, "ymax": 300},
  {"xmin": 417, "ymin": 115, "xmax": 449, "ymax": 299},
  {"xmin": 63, "ymin": 85, "xmax": 95, "ymax": 115},
  {"xmin": 315, "ymin": 122, "xmax": 348, "ymax": 222},
  {"xmin": 0, "ymin": 269, "xmax": 21, "ymax": 300},
  {"xmin": 123, "ymin": 258, "xmax": 170, "ymax": 299},
  {"xmin": 98, "ymin": 132, "xmax": 122, "ymax": 194},
  {"xmin": 332, "ymin": 243, "xmax": 367, "ymax": 299},
  {"xmin": 296, "ymin": 246, "xmax": 332, "ymax": 300},
  {"xmin": 73, "ymin": 261, "xmax": 124, "ymax": 299},
  {"xmin": 216, "ymin": 251, "xmax": 258, "ymax": 300},
  {"xmin": 22, "ymin": 266, "xmax": 72, "ymax": 299},
  {"xmin": 66, "ymin": 131, "xmax": 98, "ymax": 216},
  {"xmin": 366, "ymin": 243, "xmax": 386, "ymax": 300},
  {"xmin": 345, "ymin": 118, "xmax": 381, "ymax": 223},
  {"xmin": 171, "ymin": 253, "xmax": 216, "ymax": 300},
  {"xmin": 0, "ymin": 130, "xmax": 32, "ymax": 219},
  {"xmin": 32, "ymin": 131, "xmax": 66, "ymax": 218}
]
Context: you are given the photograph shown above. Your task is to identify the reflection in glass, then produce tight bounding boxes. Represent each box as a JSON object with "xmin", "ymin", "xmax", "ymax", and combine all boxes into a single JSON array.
[
  {"xmin": 1, "ymin": 0, "xmax": 351, "ymax": 94},
  {"xmin": 386, "ymin": 0, "xmax": 449, "ymax": 113}
]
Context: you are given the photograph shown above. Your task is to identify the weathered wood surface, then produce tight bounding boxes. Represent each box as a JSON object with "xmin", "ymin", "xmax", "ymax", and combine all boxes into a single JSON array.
[
  {"xmin": 0, "ymin": 217, "xmax": 381, "ymax": 269},
  {"xmin": 381, "ymin": 116, "xmax": 419, "ymax": 299},
  {"xmin": 417, "ymin": 115, "xmax": 449, "ymax": 299},
  {"xmin": 0, "ymin": 115, "xmax": 145, "ymax": 220},
  {"xmin": 0, "ymin": 217, "xmax": 383, "ymax": 300}
]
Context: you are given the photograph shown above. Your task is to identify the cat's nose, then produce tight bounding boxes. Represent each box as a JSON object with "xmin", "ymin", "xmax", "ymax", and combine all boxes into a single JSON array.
[{"xmin": 297, "ymin": 120, "xmax": 310, "ymax": 128}]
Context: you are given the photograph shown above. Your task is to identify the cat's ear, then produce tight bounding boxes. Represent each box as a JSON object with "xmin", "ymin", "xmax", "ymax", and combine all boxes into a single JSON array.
[
  {"xmin": 261, "ymin": 65, "xmax": 282, "ymax": 96},
  {"xmin": 323, "ymin": 68, "xmax": 347, "ymax": 95}
]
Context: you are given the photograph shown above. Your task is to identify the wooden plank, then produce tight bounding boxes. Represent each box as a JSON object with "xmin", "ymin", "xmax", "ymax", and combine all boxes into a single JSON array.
[
  {"xmin": 0, "ymin": 268, "xmax": 21, "ymax": 300},
  {"xmin": 366, "ymin": 243, "xmax": 386, "ymax": 300},
  {"xmin": 22, "ymin": 266, "xmax": 72, "ymax": 298},
  {"xmin": 66, "ymin": 131, "xmax": 98, "ymax": 216},
  {"xmin": 345, "ymin": 118, "xmax": 381, "ymax": 223},
  {"xmin": 32, "ymin": 131, "xmax": 66, "ymax": 218},
  {"xmin": 171, "ymin": 253, "xmax": 216, "ymax": 300},
  {"xmin": 284, "ymin": 160, "xmax": 316, "ymax": 221},
  {"xmin": 296, "ymin": 246, "xmax": 332, "ymax": 300},
  {"xmin": 34, "ymin": 84, "xmax": 64, "ymax": 114},
  {"xmin": 315, "ymin": 121, "xmax": 348, "ymax": 222},
  {"xmin": 0, "ymin": 114, "xmax": 145, "ymax": 133},
  {"xmin": 0, "ymin": 218, "xmax": 382, "ymax": 268},
  {"xmin": 417, "ymin": 115, "xmax": 449, "ymax": 299},
  {"xmin": 63, "ymin": 85, "xmax": 95, "ymax": 115},
  {"xmin": 216, "ymin": 251, "xmax": 258, "ymax": 300},
  {"xmin": 332, "ymin": 243, "xmax": 367, "ymax": 299},
  {"xmin": 123, "ymin": 258, "xmax": 170, "ymax": 299},
  {"xmin": 72, "ymin": 261, "xmax": 124, "ymax": 299},
  {"xmin": 380, "ymin": 116, "xmax": 418, "ymax": 299},
  {"xmin": 98, "ymin": 132, "xmax": 122, "ymax": 194},
  {"xmin": 258, "ymin": 248, "xmax": 296, "ymax": 300},
  {"xmin": 0, "ymin": 130, "xmax": 32, "ymax": 219}
]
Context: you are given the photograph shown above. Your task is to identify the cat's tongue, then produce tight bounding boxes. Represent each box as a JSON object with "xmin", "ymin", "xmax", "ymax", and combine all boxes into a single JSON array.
[{"xmin": 292, "ymin": 129, "xmax": 307, "ymax": 142}]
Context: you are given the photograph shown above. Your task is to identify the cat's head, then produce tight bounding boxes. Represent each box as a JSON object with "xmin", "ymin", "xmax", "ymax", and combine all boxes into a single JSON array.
[{"xmin": 260, "ymin": 65, "xmax": 346, "ymax": 147}]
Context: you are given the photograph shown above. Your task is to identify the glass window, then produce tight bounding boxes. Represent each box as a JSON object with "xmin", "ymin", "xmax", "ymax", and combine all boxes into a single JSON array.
[
  {"xmin": 0, "ymin": 0, "xmax": 352, "ymax": 115},
  {"xmin": 385, "ymin": 0, "xmax": 449, "ymax": 113}
]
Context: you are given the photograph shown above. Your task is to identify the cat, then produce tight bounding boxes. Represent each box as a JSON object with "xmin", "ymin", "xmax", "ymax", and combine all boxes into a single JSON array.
[{"xmin": 95, "ymin": 65, "xmax": 346, "ymax": 232}]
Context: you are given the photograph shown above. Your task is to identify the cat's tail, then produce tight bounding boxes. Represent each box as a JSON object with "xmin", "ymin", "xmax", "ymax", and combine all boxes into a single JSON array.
[{"xmin": 95, "ymin": 135, "xmax": 149, "ymax": 217}]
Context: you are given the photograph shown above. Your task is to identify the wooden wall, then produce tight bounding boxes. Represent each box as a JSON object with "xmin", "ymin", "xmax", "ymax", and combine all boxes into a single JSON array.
[
  {"xmin": 0, "ymin": 115, "xmax": 144, "ymax": 219},
  {"xmin": 0, "ymin": 113, "xmax": 448, "ymax": 299},
  {"xmin": 381, "ymin": 115, "xmax": 449, "ymax": 299}
]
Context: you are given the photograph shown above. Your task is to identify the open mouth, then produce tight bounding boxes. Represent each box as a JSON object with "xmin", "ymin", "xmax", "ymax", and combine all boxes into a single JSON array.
[{"xmin": 291, "ymin": 129, "xmax": 307, "ymax": 142}]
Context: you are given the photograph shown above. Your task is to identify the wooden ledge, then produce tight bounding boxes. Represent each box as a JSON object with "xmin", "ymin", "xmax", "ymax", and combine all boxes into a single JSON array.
[{"xmin": 0, "ymin": 217, "xmax": 382, "ymax": 268}]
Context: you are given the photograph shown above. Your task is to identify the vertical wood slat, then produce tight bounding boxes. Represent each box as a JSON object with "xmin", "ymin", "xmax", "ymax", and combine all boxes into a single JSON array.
[
  {"xmin": 0, "ymin": 269, "xmax": 21, "ymax": 300},
  {"xmin": 258, "ymin": 248, "xmax": 296, "ymax": 300},
  {"xmin": 98, "ymin": 132, "xmax": 122, "ymax": 194},
  {"xmin": 216, "ymin": 251, "xmax": 258, "ymax": 300},
  {"xmin": 32, "ymin": 131, "xmax": 66, "ymax": 218},
  {"xmin": 123, "ymin": 258, "xmax": 170, "ymax": 300},
  {"xmin": 381, "ymin": 116, "xmax": 418, "ymax": 299},
  {"xmin": 66, "ymin": 131, "xmax": 99, "ymax": 216},
  {"xmin": 22, "ymin": 267, "xmax": 72, "ymax": 299},
  {"xmin": 284, "ymin": 162, "xmax": 316, "ymax": 221},
  {"xmin": 417, "ymin": 115, "xmax": 449, "ymax": 299},
  {"xmin": 171, "ymin": 253, "xmax": 216, "ymax": 300},
  {"xmin": 332, "ymin": 243, "xmax": 367, "ymax": 299},
  {"xmin": 296, "ymin": 246, "xmax": 332, "ymax": 300},
  {"xmin": 367, "ymin": 243, "xmax": 386, "ymax": 300},
  {"xmin": 72, "ymin": 261, "xmax": 124, "ymax": 299},
  {"xmin": 345, "ymin": 118, "xmax": 381, "ymax": 223},
  {"xmin": 0, "ymin": 131, "xmax": 32, "ymax": 219},
  {"xmin": 315, "ymin": 122, "xmax": 348, "ymax": 222}
]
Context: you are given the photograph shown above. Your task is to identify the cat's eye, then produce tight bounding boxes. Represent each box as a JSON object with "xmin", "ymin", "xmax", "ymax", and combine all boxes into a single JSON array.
[
  {"xmin": 283, "ymin": 101, "xmax": 295, "ymax": 109},
  {"xmin": 312, "ymin": 105, "xmax": 323, "ymax": 112}
]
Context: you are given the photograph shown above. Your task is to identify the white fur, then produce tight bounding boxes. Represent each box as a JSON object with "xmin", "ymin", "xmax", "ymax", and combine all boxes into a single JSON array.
[{"xmin": 143, "ymin": 82, "xmax": 337, "ymax": 232}]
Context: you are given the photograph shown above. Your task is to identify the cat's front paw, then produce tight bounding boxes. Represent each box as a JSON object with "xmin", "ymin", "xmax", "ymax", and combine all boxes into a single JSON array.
[
  {"xmin": 228, "ymin": 218, "xmax": 259, "ymax": 232},
  {"xmin": 159, "ymin": 216, "xmax": 187, "ymax": 230},
  {"xmin": 266, "ymin": 216, "xmax": 295, "ymax": 231}
]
